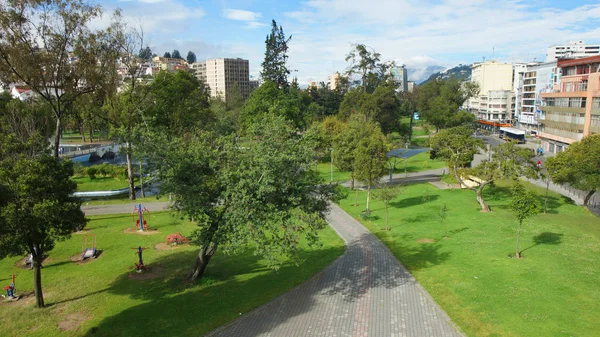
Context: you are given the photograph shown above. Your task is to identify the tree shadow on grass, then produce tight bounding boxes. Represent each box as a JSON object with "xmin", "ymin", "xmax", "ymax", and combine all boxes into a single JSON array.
[
  {"xmin": 390, "ymin": 195, "xmax": 439, "ymax": 209},
  {"xmin": 520, "ymin": 232, "xmax": 563, "ymax": 255}
]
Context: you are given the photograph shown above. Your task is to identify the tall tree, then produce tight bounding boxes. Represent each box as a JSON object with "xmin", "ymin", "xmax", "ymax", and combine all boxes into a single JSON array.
[
  {"xmin": 0, "ymin": 0, "xmax": 116, "ymax": 157},
  {"xmin": 509, "ymin": 183, "xmax": 541, "ymax": 258},
  {"xmin": 146, "ymin": 115, "xmax": 332, "ymax": 282},
  {"xmin": 371, "ymin": 84, "xmax": 401, "ymax": 134},
  {"xmin": 186, "ymin": 51, "xmax": 197, "ymax": 64},
  {"xmin": 163, "ymin": 52, "xmax": 172, "ymax": 58},
  {"xmin": 546, "ymin": 135, "xmax": 600, "ymax": 206},
  {"xmin": 138, "ymin": 46, "xmax": 152, "ymax": 60},
  {"xmin": 417, "ymin": 78, "xmax": 479, "ymax": 132},
  {"xmin": 172, "ymin": 49, "xmax": 182, "ymax": 59},
  {"xmin": 261, "ymin": 20, "xmax": 291, "ymax": 89},
  {"xmin": 345, "ymin": 44, "xmax": 394, "ymax": 93},
  {"xmin": 354, "ymin": 123, "xmax": 389, "ymax": 211},
  {"xmin": 0, "ymin": 123, "xmax": 85, "ymax": 307},
  {"xmin": 104, "ymin": 13, "xmax": 150, "ymax": 200}
]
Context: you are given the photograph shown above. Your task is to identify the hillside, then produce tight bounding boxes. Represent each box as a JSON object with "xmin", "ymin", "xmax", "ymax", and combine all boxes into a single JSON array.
[{"xmin": 419, "ymin": 64, "xmax": 472, "ymax": 85}]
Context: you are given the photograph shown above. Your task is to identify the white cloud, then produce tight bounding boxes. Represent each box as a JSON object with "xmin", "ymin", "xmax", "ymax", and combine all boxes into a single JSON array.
[
  {"xmin": 282, "ymin": 0, "xmax": 600, "ymax": 84},
  {"xmin": 223, "ymin": 9, "xmax": 262, "ymax": 22}
]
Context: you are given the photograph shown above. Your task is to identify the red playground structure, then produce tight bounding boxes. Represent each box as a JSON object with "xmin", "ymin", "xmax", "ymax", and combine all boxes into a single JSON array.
[
  {"xmin": 3, "ymin": 274, "xmax": 16, "ymax": 300},
  {"xmin": 165, "ymin": 233, "xmax": 189, "ymax": 245},
  {"xmin": 132, "ymin": 246, "xmax": 148, "ymax": 272},
  {"xmin": 132, "ymin": 204, "xmax": 150, "ymax": 231}
]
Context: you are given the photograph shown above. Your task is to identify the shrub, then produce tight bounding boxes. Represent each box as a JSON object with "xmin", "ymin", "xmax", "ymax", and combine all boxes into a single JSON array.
[
  {"xmin": 86, "ymin": 167, "xmax": 98, "ymax": 180},
  {"xmin": 96, "ymin": 164, "xmax": 109, "ymax": 177},
  {"xmin": 73, "ymin": 162, "xmax": 86, "ymax": 176}
]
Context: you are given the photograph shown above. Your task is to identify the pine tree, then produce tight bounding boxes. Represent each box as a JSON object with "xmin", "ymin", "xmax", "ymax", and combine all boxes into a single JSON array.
[
  {"xmin": 172, "ymin": 49, "xmax": 182, "ymax": 59},
  {"xmin": 260, "ymin": 20, "xmax": 291, "ymax": 89}
]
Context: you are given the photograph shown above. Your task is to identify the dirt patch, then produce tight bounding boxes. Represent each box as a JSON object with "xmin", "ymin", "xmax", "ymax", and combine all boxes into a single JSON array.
[
  {"xmin": 73, "ymin": 230, "xmax": 89, "ymax": 235},
  {"xmin": 14, "ymin": 256, "xmax": 51, "ymax": 269},
  {"xmin": 58, "ymin": 312, "xmax": 88, "ymax": 332},
  {"xmin": 0, "ymin": 291, "xmax": 35, "ymax": 306},
  {"xmin": 154, "ymin": 243, "xmax": 188, "ymax": 251},
  {"xmin": 128, "ymin": 266, "xmax": 164, "ymax": 281},
  {"xmin": 417, "ymin": 238, "xmax": 435, "ymax": 243},
  {"xmin": 123, "ymin": 228, "xmax": 160, "ymax": 235}
]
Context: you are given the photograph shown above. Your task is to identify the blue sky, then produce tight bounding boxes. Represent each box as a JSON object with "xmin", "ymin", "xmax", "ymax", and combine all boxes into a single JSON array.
[{"xmin": 102, "ymin": 0, "xmax": 600, "ymax": 84}]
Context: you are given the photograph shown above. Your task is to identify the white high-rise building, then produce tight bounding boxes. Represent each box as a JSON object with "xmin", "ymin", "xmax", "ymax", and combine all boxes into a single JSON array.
[
  {"xmin": 546, "ymin": 40, "xmax": 600, "ymax": 62},
  {"xmin": 467, "ymin": 61, "xmax": 514, "ymax": 123},
  {"xmin": 391, "ymin": 65, "xmax": 409, "ymax": 92},
  {"xmin": 516, "ymin": 61, "xmax": 558, "ymax": 132},
  {"xmin": 192, "ymin": 58, "xmax": 250, "ymax": 101}
]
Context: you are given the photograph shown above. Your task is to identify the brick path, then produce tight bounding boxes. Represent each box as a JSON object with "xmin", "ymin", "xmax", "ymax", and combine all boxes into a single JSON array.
[{"xmin": 207, "ymin": 203, "xmax": 463, "ymax": 337}]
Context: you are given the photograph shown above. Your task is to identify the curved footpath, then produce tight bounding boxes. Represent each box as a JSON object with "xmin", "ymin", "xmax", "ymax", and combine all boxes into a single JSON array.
[{"xmin": 207, "ymin": 203, "xmax": 463, "ymax": 337}]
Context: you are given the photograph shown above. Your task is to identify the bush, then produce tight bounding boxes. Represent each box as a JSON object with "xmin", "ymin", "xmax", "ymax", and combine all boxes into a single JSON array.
[
  {"xmin": 86, "ymin": 167, "xmax": 98, "ymax": 180},
  {"xmin": 96, "ymin": 163, "xmax": 109, "ymax": 177},
  {"xmin": 73, "ymin": 162, "xmax": 86, "ymax": 176}
]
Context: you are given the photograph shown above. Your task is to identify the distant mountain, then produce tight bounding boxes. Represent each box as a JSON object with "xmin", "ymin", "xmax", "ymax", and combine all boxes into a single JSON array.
[
  {"xmin": 406, "ymin": 65, "xmax": 446, "ymax": 84},
  {"xmin": 419, "ymin": 64, "xmax": 472, "ymax": 85}
]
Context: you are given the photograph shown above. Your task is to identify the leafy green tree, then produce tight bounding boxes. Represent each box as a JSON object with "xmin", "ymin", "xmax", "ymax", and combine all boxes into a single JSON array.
[
  {"xmin": 146, "ymin": 115, "xmax": 332, "ymax": 282},
  {"xmin": 546, "ymin": 135, "xmax": 600, "ymax": 206},
  {"xmin": 163, "ymin": 52, "xmax": 172, "ymax": 58},
  {"xmin": 374, "ymin": 183, "xmax": 401, "ymax": 231},
  {"xmin": 344, "ymin": 44, "xmax": 394, "ymax": 93},
  {"xmin": 138, "ymin": 46, "xmax": 152, "ymax": 60},
  {"xmin": 417, "ymin": 78, "xmax": 479, "ymax": 132},
  {"xmin": 0, "ymin": 152, "xmax": 85, "ymax": 307},
  {"xmin": 332, "ymin": 120, "xmax": 363, "ymax": 189},
  {"xmin": 509, "ymin": 183, "xmax": 541, "ymax": 258},
  {"xmin": 0, "ymin": 97, "xmax": 55, "ymax": 153},
  {"xmin": 306, "ymin": 82, "xmax": 344, "ymax": 116},
  {"xmin": 338, "ymin": 88, "xmax": 371, "ymax": 120},
  {"xmin": 172, "ymin": 49, "xmax": 182, "ymax": 59},
  {"xmin": 186, "ymin": 51, "xmax": 197, "ymax": 64},
  {"xmin": 261, "ymin": 20, "xmax": 291, "ymax": 88},
  {"xmin": 371, "ymin": 84, "xmax": 401, "ymax": 134},
  {"xmin": 0, "ymin": 0, "xmax": 116, "ymax": 157},
  {"xmin": 146, "ymin": 70, "xmax": 212, "ymax": 136},
  {"xmin": 354, "ymin": 123, "xmax": 389, "ymax": 211}
]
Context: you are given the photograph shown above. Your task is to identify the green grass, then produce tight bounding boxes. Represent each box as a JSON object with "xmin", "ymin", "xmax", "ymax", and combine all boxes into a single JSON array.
[
  {"xmin": 72, "ymin": 176, "xmax": 137, "ymax": 192},
  {"xmin": 0, "ymin": 213, "xmax": 344, "ymax": 336},
  {"xmin": 61, "ymin": 131, "xmax": 110, "ymax": 143},
  {"xmin": 337, "ymin": 181, "xmax": 600, "ymax": 337},
  {"xmin": 316, "ymin": 152, "xmax": 446, "ymax": 184}
]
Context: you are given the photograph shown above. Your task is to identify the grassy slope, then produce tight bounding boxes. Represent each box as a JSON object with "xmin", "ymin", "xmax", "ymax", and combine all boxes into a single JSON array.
[
  {"xmin": 0, "ymin": 213, "xmax": 345, "ymax": 337},
  {"xmin": 72, "ymin": 176, "xmax": 136, "ymax": 192},
  {"xmin": 338, "ymin": 181, "xmax": 600, "ymax": 337}
]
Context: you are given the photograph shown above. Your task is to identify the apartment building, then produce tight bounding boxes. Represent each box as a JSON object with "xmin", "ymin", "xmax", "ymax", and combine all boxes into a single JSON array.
[
  {"xmin": 538, "ymin": 55, "xmax": 600, "ymax": 153},
  {"xmin": 392, "ymin": 65, "xmax": 409, "ymax": 92},
  {"xmin": 467, "ymin": 61, "xmax": 514, "ymax": 129},
  {"xmin": 546, "ymin": 40, "xmax": 600, "ymax": 62},
  {"xmin": 151, "ymin": 56, "xmax": 187, "ymax": 72},
  {"xmin": 193, "ymin": 58, "xmax": 250, "ymax": 101},
  {"xmin": 328, "ymin": 72, "xmax": 341, "ymax": 90}
]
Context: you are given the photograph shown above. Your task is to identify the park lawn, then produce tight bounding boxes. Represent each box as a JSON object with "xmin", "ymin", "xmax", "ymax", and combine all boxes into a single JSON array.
[
  {"xmin": 0, "ymin": 212, "xmax": 345, "ymax": 337},
  {"xmin": 338, "ymin": 181, "xmax": 600, "ymax": 337},
  {"xmin": 317, "ymin": 152, "xmax": 446, "ymax": 184},
  {"xmin": 61, "ymin": 131, "xmax": 110, "ymax": 143},
  {"xmin": 72, "ymin": 176, "xmax": 137, "ymax": 192}
]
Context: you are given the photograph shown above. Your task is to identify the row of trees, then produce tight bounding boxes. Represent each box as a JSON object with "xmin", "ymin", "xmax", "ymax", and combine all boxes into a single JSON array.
[{"xmin": 162, "ymin": 50, "xmax": 197, "ymax": 64}]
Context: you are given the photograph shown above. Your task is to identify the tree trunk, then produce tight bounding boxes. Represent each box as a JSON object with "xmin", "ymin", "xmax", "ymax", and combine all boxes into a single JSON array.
[
  {"xmin": 350, "ymin": 173, "xmax": 355, "ymax": 190},
  {"xmin": 584, "ymin": 190, "xmax": 595, "ymax": 207},
  {"xmin": 366, "ymin": 184, "xmax": 371, "ymax": 211},
  {"xmin": 188, "ymin": 243, "xmax": 218, "ymax": 282},
  {"xmin": 139, "ymin": 161, "xmax": 145, "ymax": 198},
  {"xmin": 80, "ymin": 125, "xmax": 86, "ymax": 143},
  {"xmin": 544, "ymin": 178, "xmax": 550, "ymax": 214},
  {"xmin": 33, "ymin": 256, "xmax": 44, "ymax": 307},
  {"xmin": 53, "ymin": 118, "xmax": 61, "ymax": 158},
  {"xmin": 476, "ymin": 187, "xmax": 490, "ymax": 212},
  {"xmin": 515, "ymin": 219, "xmax": 522, "ymax": 258},
  {"xmin": 385, "ymin": 204, "xmax": 389, "ymax": 231},
  {"xmin": 89, "ymin": 127, "xmax": 94, "ymax": 143},
  {"xmin": 126, "ymin": 143, "xmax": 136, "ymax": 200}
]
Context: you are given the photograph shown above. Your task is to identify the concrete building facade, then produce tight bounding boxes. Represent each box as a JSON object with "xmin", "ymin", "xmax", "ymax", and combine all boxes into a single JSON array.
[
  {"xmin": 391, "ymin": 65, "xmax": 409, "ymax": 92},
  {"xmin": 538, "ymin": 55, "xmax": 600, "ymax": 153},
  {"xmin": 546, "ymin": 40, "xmax": 600, "ymax": 62},
  {"xmin": 516, "ymin": 61, "xmax": 558, "ymax": 132},
  {"xmin": 328, "ymin": 72, "xmax": 341, "ymax": 90},
  {"xmin": 192, "ymin": 58, "xmax": 250, "ymax": 101},
  {"xmin": 467, "ymin": 61, "xmax": 514, "ymax": 123}
]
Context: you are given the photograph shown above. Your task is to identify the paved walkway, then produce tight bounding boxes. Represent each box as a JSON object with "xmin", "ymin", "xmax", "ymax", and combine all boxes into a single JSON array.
[
  {"xmin": 81, "ymin": 201, "xmax": 170, "ymax": 216},
  {"xmin": 207, "ymin": 203, "xmax": 463, "ymax": 337}
]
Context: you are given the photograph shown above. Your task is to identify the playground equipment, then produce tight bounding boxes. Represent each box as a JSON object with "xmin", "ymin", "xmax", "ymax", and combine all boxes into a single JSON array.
[
  {"xmin": 81, "ymin": 234, "xmax": 98, "ymax": 260},
  {"xmin": 165, "ymin": 233, "xmax": 189, "ymax": 245},
  {"xmin": 2, "ymin": 274, "xmax": 16, "ymax": 300},
  {"xmin": 132, "ymin": 204, "xmax": 150, "ymax": 231},
  {"xmin": 132, "ymin": 246, "xmax": 148, "ymax": 272}
]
